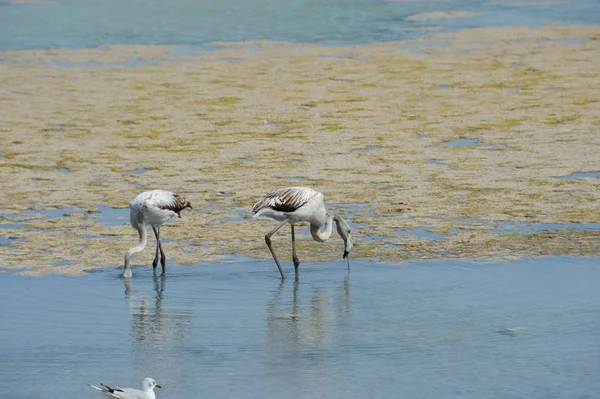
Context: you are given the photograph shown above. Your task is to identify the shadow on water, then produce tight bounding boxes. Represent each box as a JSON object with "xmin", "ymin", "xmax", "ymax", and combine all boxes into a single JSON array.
[{"xmin": 2, "ymin": 257, "xmax": 600, "ymax": 398}]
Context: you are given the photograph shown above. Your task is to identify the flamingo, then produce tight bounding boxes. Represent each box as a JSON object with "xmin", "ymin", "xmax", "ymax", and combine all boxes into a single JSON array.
[
  {"xmin": 123, "ymin": 190, "xmax": 192, "ymax": 278},
  {"xmin": 88, "ymin": 377, "xmax": 161, "ymax": 399},
  {"xmin": 252, "ymin": 186, "xmax": 353, "ymax": 279}
]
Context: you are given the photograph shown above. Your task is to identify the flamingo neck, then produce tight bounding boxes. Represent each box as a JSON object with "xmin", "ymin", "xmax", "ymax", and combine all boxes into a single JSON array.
[
  {"xmin": 124, "ymin": 222, "xmax": 148, "ymax": 270},
  {"xmin": 310, "ymin": 214, "xmax": 334, "ymax": 242}
]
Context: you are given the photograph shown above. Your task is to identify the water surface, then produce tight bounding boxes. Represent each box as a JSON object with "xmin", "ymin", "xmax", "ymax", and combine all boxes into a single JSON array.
[
  {"xmin": 1, "ymin": 0, "xmax": 598, "ymax": 50},
  {"xmin": 1, "ymin": 256, "xmax": 599, "ymax": 398}
]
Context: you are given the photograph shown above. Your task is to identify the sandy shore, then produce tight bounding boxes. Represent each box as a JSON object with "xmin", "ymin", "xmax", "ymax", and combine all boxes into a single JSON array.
[{"xmin": 1, "ymin": 25, "xmax": 599, "ymax": 275}]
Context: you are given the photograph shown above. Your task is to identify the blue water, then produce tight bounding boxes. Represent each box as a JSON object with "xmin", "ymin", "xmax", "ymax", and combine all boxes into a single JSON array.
[
  {"xmin": 556, "ymin": 171, "xmax": 600, "ymax": 180},
  {"xmin": 493, "ymin": 221, "xmax": 600, "ymax": 235},
  {"xmin": 398, "ymin": 226, "xmax": 445, "ymax": 241},
  {"xmin": 1, "ymin": 256, "xmax": 600, "ymax": 398},
  {"xmin": 443, "ymin": 138, "xmax": 479, "ymax": 147},
  {"xmin": 1, "ymin": 0, "xmax": 599, "ymax": 51}
]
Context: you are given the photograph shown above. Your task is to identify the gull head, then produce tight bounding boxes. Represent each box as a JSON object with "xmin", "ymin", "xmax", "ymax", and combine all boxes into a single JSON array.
[{"xmin": 143, "ymin": 378, "xmax": 161, "ymax": 391}]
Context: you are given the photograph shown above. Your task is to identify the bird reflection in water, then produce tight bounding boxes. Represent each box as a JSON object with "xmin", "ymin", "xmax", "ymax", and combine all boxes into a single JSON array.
[
  {"xmin": 124, "ymin": 275, "xmax": 191, "ymax": 354},
  {"xmin": 266, "ymin": 276, "xmax": 352, "ymax": 349},
  {"xmin": 265, "ymin": 276, "xmax": 352, "ymax": 396}
]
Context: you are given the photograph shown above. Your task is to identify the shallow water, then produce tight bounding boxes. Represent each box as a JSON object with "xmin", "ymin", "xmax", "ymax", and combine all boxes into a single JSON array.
[
  {"xmin": 443, "ymin": 138, "xmax": 479, "ymax": 147},
  {"xmin": 1, "ymin": 256, "xmax": 599, "ymax": 398},
  {"xmin": 556, "ymin": 171, "xmax": 600, "ymax": 180},
  {"xmin": 1, "ymin": 0, "xmax": 599, "ymax": 50}
]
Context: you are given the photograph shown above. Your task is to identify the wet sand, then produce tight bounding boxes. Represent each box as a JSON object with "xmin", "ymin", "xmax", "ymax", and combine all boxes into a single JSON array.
[{"xmin": 1, "ymin": 25, "xmax": 599, "ymax": 275}]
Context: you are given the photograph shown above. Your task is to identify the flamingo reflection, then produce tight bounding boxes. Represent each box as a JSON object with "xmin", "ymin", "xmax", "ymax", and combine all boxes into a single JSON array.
[
  {"xmin": 266, "ymin": 276, "xmax": 352, "ymax": 349},
  {"xmin": 124, "ymin": 275, "xmax": 191, "ymax": 353}
]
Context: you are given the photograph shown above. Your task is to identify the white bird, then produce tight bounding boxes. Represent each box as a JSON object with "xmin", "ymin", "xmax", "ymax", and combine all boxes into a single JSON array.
[
  {"xmin": 88, "ymin": 377, "xmax": 161, "ymax": 399},
  {"xmin": 124, "ymin": 189, "xmax": 192, "ymax": 278},
  {"xmin": 252, "ymin": 186, "xmax": 353, "ymax": 279}
]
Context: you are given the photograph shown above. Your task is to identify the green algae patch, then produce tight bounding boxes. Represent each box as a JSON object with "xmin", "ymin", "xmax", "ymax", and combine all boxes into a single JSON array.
[{"xmin": 1, "ymin": 25, "xmax": 600, "ymax": 275}]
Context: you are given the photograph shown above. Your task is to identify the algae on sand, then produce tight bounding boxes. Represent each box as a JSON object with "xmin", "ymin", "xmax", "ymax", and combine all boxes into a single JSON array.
[{"xmin": 1, "ymin": 26, "xmax": 599, "ymax": 275}]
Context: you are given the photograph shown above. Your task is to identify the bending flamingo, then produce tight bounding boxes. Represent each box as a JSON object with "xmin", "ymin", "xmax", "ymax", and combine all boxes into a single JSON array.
[
  {"xmin": 252, "ymin": 186, "xmax": 353, "ymax": 279},
  {"xmin": 124, "ymin": 189, "xmax": 192, "ymax": 278}
]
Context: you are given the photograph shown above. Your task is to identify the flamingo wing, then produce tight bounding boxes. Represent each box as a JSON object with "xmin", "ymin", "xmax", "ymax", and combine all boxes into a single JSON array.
[
  {"xmin": 252, "ymin": 187, "xmax": 320, "ymax": 214},
  {"xmin": 145, "ymin": 190, "xmax": 192, "ymax": 217}
]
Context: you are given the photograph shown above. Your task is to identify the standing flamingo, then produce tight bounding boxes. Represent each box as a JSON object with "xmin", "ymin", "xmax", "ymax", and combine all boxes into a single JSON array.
[
  {"xmin": 252, "ymin": 186, "xmax": 353, "ymax": 279},
  {"xmin": 123, "ymin": 190, "xmax": 192, "ymax": 278}
]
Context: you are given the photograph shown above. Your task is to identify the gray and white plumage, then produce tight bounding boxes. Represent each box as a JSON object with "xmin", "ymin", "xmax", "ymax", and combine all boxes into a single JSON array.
[
  {"xmin": 88, "ymin": 377, "xmax": 161, "ymax": 399},
  {"xmin": 124, "ymin": 189, "xmax": 192, "ymax": 278},
  {"xmin": 252, "ymin": 186, "xmax": 353, "ymax": 279},
  {"xmin": 252, "ymin": 186, "xmax": 320, "ymax": 215},
  {"xmin": 130, "ymin": 190, "xmax": 192, "ymax": 226}
]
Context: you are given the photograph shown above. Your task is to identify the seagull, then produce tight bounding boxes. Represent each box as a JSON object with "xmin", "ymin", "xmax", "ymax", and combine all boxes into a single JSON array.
[
  {"xmin": 252, "ymin": 186, "xmax": 353, "ymax": 279},
  {"xmin": 88, "ymin": 377, "xmax": 161, "ymax": 399},
  {"xmin": 124, "ymin": 189, "xmax": 192, "ymax": 278}
]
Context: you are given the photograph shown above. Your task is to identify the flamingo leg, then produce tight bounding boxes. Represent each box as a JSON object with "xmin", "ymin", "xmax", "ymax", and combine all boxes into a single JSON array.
[
  {"xmin": 152, "ymin": 225, "xmax": 159, "ymax": 269},
  {"xmin": 152, "ymin": 225, "xmax": 166, "ymax": 274},
  {"xmin": 157, "ymin": 226, "xmax": 166, "ymax": 268},
  {"xmin": 265, "ymin": 219, "xmax": 289, "ymax": 279},
  {"xmin": 291, "ymin": 225, "xmax": 300, "ymax": 279}
]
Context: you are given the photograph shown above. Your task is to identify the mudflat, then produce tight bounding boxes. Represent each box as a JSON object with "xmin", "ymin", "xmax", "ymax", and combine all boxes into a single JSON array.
[{"xmin": 1, "ymin": 25, "xmax": 599, "ymax": 275}]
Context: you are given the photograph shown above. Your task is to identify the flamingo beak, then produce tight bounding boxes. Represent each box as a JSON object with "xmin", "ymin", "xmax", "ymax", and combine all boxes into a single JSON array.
[
  {"xmin": 343, "ymin": 234, "xmax": 353, "ymax": 257},
  {"xmin": 342, "ymin": 234, "xmax": 353, "ymax": 271}
]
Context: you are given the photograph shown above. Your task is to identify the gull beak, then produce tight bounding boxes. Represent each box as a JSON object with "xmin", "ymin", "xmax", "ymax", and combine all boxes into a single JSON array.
[{"xmin": 155, "ymin": 384, "xmax": 162, "ymax": 389}]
